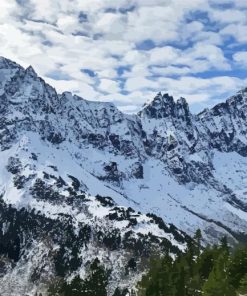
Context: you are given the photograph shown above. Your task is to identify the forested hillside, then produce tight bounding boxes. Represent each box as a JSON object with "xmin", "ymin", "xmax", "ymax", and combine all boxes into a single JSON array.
[
  {"xmin": 43, "ymin": 231, "xmax": 247, "ymax": 295},
  {"xmin": 138, "ymin": 231, "xmax": 247, "ymax": 296}
]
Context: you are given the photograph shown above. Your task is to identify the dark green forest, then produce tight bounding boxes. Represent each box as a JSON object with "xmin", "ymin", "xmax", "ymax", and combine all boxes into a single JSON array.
[{"xmin": 137, "ymin": 230, "xmax": 247, "ymax": 296}]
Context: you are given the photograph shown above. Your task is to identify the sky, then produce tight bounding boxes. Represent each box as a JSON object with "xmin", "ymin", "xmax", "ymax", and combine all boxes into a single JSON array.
[{"xmin": 1, "ymin": 0, "xmax": 247, "ymax": 113}]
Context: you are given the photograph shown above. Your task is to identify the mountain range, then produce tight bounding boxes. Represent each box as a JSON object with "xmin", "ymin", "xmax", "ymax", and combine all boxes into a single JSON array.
[{"xmin": 0, "ymin": 56, "xmax": 247, "ymax": 295}]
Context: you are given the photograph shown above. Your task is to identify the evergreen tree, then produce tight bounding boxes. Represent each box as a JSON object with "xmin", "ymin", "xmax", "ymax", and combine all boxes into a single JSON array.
[
  {"xmin": 237, "ymin": 274, "xmax": 247, "ymax": 295},
  {"xmin": 48, "ymin": 276, "xmax": 85, "ymax": 296},
  {"xmin": 172, "ymin": 262, "xmax": 186, "ymax": 296},
  {"xmin": 137, "ymin": 255, "xmax": 173, "ymax": 296},
  {"xmin": 65, "ymin": 276, "xmax": 84, "ymax": 296},
  {"xmin": 47, "ymin": 278, "xmax": 65, "ymax": 296},
  {"xmin": 229, "ymin": 247, "xmax": 247, "ymax": 289},
  {"xmin": 202, "ymin": 252, "xmax": 236, "ymax": 296},
  {"xmin": 194, "ymin": 229, "xmax": 202, "ymax": 256},
  {"xmin": 113, "ymin": 287, "xmax": 129, "ymax": 296},
  {"xmin": 82, "ymin": 258, "xmax": 108, "ymax": 296},
  {"xmin": 184, "ymin": 241, "xmax": 196, "ymax": 278},
  {"xmin": 197, "ymin": 247, "xmax": 215, "ymax": 281},
  {"xmin": 220, "ymin": 236, "xmax": 230, "ymax": 255},
  {"xmin": 139, "ymin": 258, "xmax": 163, "ymax": 296}
]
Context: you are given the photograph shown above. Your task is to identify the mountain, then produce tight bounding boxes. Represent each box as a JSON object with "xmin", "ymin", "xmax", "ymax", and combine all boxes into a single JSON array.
[{"xmin": 0, "ymin": 56, "xmax": 247, "ymax": 294}]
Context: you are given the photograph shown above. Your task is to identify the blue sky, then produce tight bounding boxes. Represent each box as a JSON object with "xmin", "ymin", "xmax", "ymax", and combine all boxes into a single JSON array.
[{"xmin": 1, "ymin": 0, "xmax": 247, "ymax": 113}]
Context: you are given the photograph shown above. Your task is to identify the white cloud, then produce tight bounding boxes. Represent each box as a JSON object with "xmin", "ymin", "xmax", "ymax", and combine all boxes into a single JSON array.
[
  {"xmin": 124, "ymin": 64, "xmax": 151, "ymax": 78},
  {"xmin": 0, "ymin": 1, "xmax": 18, "ymax": 22},
  {"xmin": 28, "ymin": 0, "xmax": 61, "ymax": 23},
  {"xmin": 151, "ymin": 66, "xmax": 191, "ymax": 76},
  {"xmin": 123, "ymin": 5, "xmax": 182, "ymax": 44},
  {"xmin": 235, "ymin": 0, "xmax": 247, "ymax": 8},
  {"xmin": 221, "ymin": 24, "xmax": 247, "ymax": 43},
  {"xmin": 149, "ymin": 46, "xmax": 179, "ymax": 66},
  {"xmin": 57, "ymin": 15, "xmax": 80, "ymax": 34},
  {"xmin": 45, "ymin": 78, "xmax": 99, "ymax": 100},
  {"xmin": 233, "ymin": 51, "xmax": 247, "ymax": 67},
  {"xmin": 190, "ymin": 31, "xmax": 223, "ymax": 46},
  {"xmin": 183, "ymin": 43, "xmax": 231, "ymax": 71},
  {"xmin": 98, "ymin": 79, "xmax": 120, "ymax": 93},
  {"xmin": 123, "ymin": 50, "xmax": 148, "ymax": 65},
  {"xmin": 75, "ymin": 0, "xmax": 132, "ymax": 13},
  {"xmin": 95, "ymin": 13, "xmax": 126, "ymax": 38},
  {"xmin": 147, "ymin": 43, "xmax": 230, "ymax": 74},
  {"xmin": 157, "ymin": 75, "xmax": 247, "ymax": 104},
  {"xmin": 209, "ymin": 9, "xmax": 247, "ymax": 24},
  {"xmin": 97, "ymin": 69, "xmax": 118, "ymax": 79},
  {"xmin": 125, "ymin": 77, "xmax": 158, "ymax": 92}
]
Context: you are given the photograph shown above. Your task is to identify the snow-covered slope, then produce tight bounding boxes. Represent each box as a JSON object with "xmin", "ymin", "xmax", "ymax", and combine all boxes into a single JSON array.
[
  {"xmin": 1, "ymin": 56, "xmax": 247, "ymax": 294},
  {"xmin": 0, "ymin": 131, "xmax": 189, "ymax": 295}
]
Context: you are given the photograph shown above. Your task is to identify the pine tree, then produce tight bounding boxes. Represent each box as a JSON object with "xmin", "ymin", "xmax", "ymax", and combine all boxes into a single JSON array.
[
  {"xmin": 237, "ymin": 274, "xmax": 247, "ymax": 295},
  {"xmin": 229, "ymin": 247, "xmax": 247, "ymax": 289},
  {"xmin": 172, "ymin": 263, "xmax": 186, "ymax": 296},
  {"xmin": 184, "ymin": 240, "xmax": 196, "ymax": 278},
  {"xmin": 220, "ymin": 236, "xmax": 230, "ymax": 255},
  {"xmin": 47, "ymin": 278, "xmax": 65, "ymax": 295},
  {"xmin": 197, "ymin": 247, "xmax": 215, "ymax": 281},
  {"xmin": 137, "ymin": 255, "xmax": 173, "ymax": 296},
  {"xmin": 113, "ymin": 287, "xmax": 129, "ymax": 296},
  {"xmin": 140, "ymin": 258, "xmax": 163, "ymax": 296},
  {"xmin": 82, "ymin": 258, "xmax": 108, "ymax": 296},
  {"xmin": 202, "ymin": 252, "xmax": 236, "ymax": 296},
  {"xmin": 194, "ymin": 229, "xmax": 202, "ymax": 256},
  {"xmin": 64, "ymin": 276, "xmax": 84, "ymax": 296}
]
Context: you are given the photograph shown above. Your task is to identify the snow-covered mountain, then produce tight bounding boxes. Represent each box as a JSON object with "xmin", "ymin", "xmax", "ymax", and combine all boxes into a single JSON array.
[{"xmin": 0, "ymin": 56, "xmax": 247, "ymax": 294}]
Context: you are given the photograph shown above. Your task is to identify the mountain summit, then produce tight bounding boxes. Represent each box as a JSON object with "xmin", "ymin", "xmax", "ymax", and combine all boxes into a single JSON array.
[
  {"xmin": 139, "ymin": 92, "xmax": 190, "ymax": 121},
  {"xmin": 0, "ymin": 57, "xmax": 247, "ymax": 294}
]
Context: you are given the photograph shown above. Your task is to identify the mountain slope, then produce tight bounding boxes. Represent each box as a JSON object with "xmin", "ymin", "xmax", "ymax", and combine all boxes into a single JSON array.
[
  {"xmin": 0, "ymin": 131, "xmax": 189, "ymax": 295},
  {"xmin": 0, "ymin": 56, "xmax": 247, "ymax": 294}
]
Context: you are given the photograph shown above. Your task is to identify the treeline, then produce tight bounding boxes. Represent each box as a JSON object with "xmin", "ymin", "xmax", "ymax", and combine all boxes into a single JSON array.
[{"xmin": 137, "ymin": 230, "xmax": 247, "ymax": 296}]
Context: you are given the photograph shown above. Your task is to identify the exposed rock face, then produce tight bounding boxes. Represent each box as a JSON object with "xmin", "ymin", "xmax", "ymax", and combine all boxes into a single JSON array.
[
  {"xmin": 1, "ymin": 56, "xmax": 247, "ymax": 294},
  {"xmin": 197, "ymin": 89, "xmax": 247, "ymax": 156}
]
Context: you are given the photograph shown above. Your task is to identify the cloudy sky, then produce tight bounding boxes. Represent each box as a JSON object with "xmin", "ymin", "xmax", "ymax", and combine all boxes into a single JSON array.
[{"xmin": 1, "ymin": 0, "xmax": 247, "ymax": 113}]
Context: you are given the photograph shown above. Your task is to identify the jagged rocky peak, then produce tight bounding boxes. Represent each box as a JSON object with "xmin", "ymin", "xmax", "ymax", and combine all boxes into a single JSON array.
[
  {"xmin": 176, "ymin": 97, "xmax": 189, "ymax": 111},
  {"xmin": 139, "ymin": 92, "xmax": 191, "ymax": 122},
  {"xmin": 0, "ymin": 56, "xmax": 23, "ymax": 70},
  {"xmin": 139, "ymin": 92, "xmax": 174, "ymax": 118},
  {"xmin": 199, "ymin": 87, "xmax": 247, "ymax": 119},
  {"xmin": 238, "ymin": 87, "xmax": 247, "ymax": 97},
  {"xmin": 0, "ymin": 57, "xmax": 38, "ymax": 78},
  {"xmin": 175, "ymin": 97, "xmax": 192, "ymax": 123},
  {"xmin": 224, "ymin": 87, "xmax": 247, "ymax": 112},
  {"xmin": 25, "ymin": 65, "xmax": 37, "ymax": 78},
  {"xmin": 59, "ymin": 91, "xmax": 73, "ymax": 104},
  {"xmin": 0, "ymin": 57, "xmax": 24, "ymax": 91}
]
